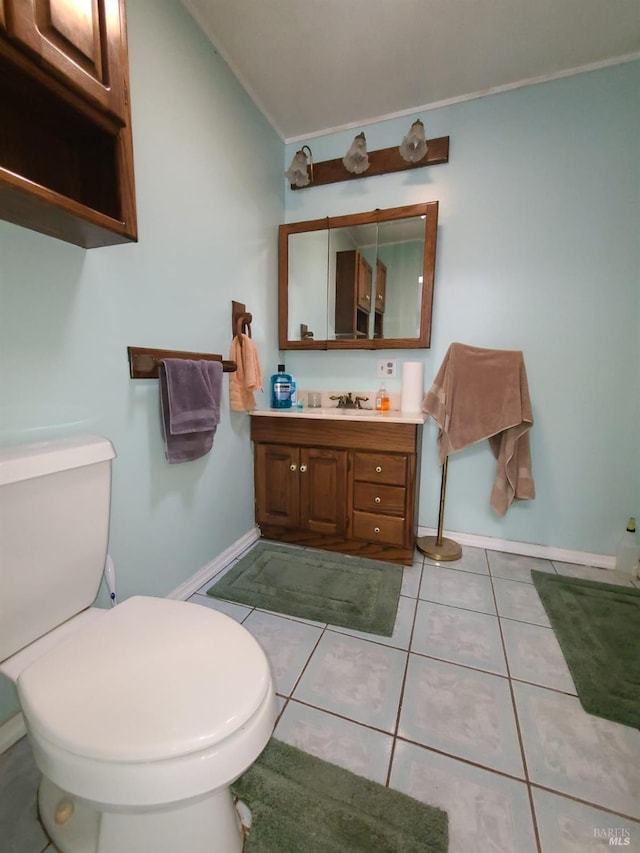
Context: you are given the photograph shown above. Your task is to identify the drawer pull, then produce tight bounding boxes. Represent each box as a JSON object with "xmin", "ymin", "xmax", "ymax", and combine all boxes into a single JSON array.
[
  {"xmin": 299, "ymin": 465, "xmax": 307, "ymax": 472},
  {"xmin": 375, "ymin": 496, "xmax": 381, "ymax": 504},
  {"xmin": 290, "ymin": 464, "xmax": 297, "ymax": 472},
  {"xmin": 375, "ymin": 466, "xmax": 382, "ymax": 473},
  {"xmin": 374, "ymin": 527, "xmax": 381, "ymax": 534}
]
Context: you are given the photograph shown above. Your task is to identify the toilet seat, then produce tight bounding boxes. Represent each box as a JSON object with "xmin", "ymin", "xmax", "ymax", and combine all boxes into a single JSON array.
[
  {"xmin": 17, "ymin": 597, "xmax": 276, "ymax": 806},
  {"xmin": 19, "ymin": 596, "xmax": 272, "ymax": 762}
]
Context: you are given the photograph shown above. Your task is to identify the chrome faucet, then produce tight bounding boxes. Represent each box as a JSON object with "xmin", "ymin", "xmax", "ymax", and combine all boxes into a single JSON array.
[{"xmin": 329, "ymin": 392, "xmax": 370, "ymax": 409}]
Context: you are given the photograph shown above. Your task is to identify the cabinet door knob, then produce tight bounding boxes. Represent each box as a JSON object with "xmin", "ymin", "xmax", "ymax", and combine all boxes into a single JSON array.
[
  {"xmin": 299, "ymin": 465, "xmax": 307, "ymax": 472},
  {"xmin": 374, "ymin": 527, "xmax": 381, "ymax": 534},
  {"xmin": 375, "ymin": 466, "xmax": 382, "ymax": 473},
  {"xmin": 290, "ymin": 464, "xmax": 297, "ymax": 472},
  {"xmin": 374, "ymin": 496, "xmax": 381, "ymax": 504}
]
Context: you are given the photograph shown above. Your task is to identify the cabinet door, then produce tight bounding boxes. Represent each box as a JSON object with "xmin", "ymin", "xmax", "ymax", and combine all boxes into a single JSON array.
[
  {"xmin": 375, "ymin": 259, "xmax": 387, "ymax": 314},
  {"xmin": 255, "ymin": 444, "xmax": 300, "ymax": 529},
  {"xmin": 3, "ymin": 0, "xmax": 127, "ymax": 121},
  {"xmin": 299, "ymin": 448, "xmax": 348, "ymax": 536},
  {"xmin": 356, "ymin": 253, "xmax": 373, "ymax": 312}
]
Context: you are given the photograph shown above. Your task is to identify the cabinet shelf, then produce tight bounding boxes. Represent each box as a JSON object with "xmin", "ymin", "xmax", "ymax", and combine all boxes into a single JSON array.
[{"xmin": 0, "ymin": 0, "xmax": 136, "ymax": 248}]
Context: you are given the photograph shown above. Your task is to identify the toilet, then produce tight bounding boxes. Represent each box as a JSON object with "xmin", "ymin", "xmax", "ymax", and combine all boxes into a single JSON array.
[{"xmin": 0, "ymin": 434, "xmax": 277, "ymax": 853}]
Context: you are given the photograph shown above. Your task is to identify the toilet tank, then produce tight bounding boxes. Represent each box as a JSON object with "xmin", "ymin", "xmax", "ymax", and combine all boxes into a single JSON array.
[{"xmin": 0, "ymin": 434, "xmax": 116, "ymax": 662}]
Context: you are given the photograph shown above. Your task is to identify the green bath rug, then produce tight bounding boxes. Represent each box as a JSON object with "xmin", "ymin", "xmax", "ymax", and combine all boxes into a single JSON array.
[
  {"xmin": 532, "ymin": 570, "xmax": 640, "ymax": 728},
  {"xmin": 232, "ymin": 738, "xmax": 448, "ymax": 853},
  {"xmin": 207, "ymin": 542, "xmax": 402, "ymax": 636}
]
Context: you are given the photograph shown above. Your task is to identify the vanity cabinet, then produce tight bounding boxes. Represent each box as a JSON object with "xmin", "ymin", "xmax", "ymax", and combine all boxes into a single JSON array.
[
  {"xmin": 251, "ymin": 416, "xmax": 422, "ymax": 566},
  {"xmin": 254, "ymin": 443, "xmax": 348, "ymax": 536},
  {"xmin": 334, "ymin": 250, "xmax": 372, "ymax": 339},
  {"xmin": 0, "ymin": 0, "xmax": 137, "ymax": 247}
]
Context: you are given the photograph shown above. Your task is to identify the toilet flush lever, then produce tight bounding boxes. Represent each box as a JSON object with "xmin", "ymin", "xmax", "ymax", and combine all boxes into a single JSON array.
[{"xmin": 104, "ymin": 554, "xmax": 117, "ymax": 607}]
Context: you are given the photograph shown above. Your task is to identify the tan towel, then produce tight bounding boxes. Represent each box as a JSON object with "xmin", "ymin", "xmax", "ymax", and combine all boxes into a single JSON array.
[
  {"xmin": 229, "ymin": 333, "xmax": 263, "ymax": 411},
  {"xmin": 423, "ymin": 342, "xmax": 535, "ymax": 516}
]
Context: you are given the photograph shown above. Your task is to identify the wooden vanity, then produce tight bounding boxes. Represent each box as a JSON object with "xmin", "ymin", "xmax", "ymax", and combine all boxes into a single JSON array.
[{"xmin": 250, "ymin": 410, "xmax": 423, "ymax": 565}]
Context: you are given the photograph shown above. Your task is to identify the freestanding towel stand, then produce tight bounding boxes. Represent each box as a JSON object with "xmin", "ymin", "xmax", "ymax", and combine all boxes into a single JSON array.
[{"xmin": 416, "ymin": 456, "xmax": 462, "ymax": 561}]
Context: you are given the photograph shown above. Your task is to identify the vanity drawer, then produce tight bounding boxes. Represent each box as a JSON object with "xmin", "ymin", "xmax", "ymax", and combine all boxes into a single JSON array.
[
  {"xmin": 353, "ymin": 482, "xmax": 406, "ymax": 516},
  {"xmin": 352, "ymin": 511, "xmax": 406, "ymax": 546},
  {"xmin": 353, "ymin": 452, "xmax": 407, "ymax": 486}
]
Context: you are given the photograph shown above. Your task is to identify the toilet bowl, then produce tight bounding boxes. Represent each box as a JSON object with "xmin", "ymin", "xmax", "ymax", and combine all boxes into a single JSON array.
[{"xmin": 14, "ymin": 596, "xmax": 277, "ymax": 853}]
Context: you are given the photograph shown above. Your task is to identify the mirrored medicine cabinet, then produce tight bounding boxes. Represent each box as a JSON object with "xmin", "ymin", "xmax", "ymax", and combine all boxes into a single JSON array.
[{"xmin": 278, "ymin": 201, "xmax": 439, "ymax": 350}]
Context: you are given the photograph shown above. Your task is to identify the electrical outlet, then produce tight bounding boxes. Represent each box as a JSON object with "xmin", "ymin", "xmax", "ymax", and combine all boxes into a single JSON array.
[{"xmin": 377, "ymin": 359, "xmax": 396, "ymax": 378}]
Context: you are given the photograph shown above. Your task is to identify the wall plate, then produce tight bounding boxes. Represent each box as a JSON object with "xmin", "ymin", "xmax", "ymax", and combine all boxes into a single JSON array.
[{"xmin": 377, "ymin": 359, "xmax": 396, "ymax": 378}]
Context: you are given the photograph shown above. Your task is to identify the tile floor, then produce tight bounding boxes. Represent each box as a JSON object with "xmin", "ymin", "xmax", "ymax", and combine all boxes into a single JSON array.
[{"xmin": 2, "ymin": 543, "xmax": 639, "ymax": 852}]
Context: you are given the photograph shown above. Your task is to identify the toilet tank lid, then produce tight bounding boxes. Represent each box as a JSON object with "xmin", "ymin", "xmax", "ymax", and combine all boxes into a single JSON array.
[{"xmin": 0, "ymin": 434, "xmax": 116, "ymax": 486}]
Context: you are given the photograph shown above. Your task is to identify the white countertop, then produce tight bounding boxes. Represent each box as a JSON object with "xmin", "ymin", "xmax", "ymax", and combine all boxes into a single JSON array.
[{"xmin": 250, "ymin": 408, "xmax": 426, "ymax": 425}]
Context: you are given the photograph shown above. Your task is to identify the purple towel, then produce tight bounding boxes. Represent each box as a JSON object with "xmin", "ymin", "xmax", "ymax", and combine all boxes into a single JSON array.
[{"xmin": 159, "ymin": 359, "xmax": 223, "ymax": 463}]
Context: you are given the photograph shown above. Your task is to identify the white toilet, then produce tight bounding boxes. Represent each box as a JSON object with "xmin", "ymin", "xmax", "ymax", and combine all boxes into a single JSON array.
[{"xmin": 0, "ymin": 434, "xmax": 277, "ymax": 853}]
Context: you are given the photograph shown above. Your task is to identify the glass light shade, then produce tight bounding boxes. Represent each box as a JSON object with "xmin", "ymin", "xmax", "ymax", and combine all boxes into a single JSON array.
[
  {"xmin": 399, "ymin": 119, "xmax": 428, "ymax": 163},
  {"xmin": 343, "ymin": 132, "xmax": 369, "ymax": 175},
  {"xmin": 286, "ymin": 147, "xmax": 312, "ymax": 187}
]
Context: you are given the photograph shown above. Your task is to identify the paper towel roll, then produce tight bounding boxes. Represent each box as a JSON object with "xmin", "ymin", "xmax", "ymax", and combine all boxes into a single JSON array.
[{"xmin": 401, "ymin": 361, "xmax": 424, "ymax": 412}]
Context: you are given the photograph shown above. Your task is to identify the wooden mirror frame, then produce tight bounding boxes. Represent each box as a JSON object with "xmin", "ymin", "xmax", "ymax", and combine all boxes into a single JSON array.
[{"xmin": 278, "ymin": 201, "xmax": 439, "ymax": 350}]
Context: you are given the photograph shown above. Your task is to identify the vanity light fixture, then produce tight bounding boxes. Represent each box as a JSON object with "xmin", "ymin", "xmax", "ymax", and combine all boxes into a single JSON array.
[
  {"xmin": 343, "ymin": 132, "xmax": 369, "ymax": 174},
  {"xmin": 286, "ymin": 130, "xmax": 449, "ymax": 191},
  {"xmin": 285, "ymin": 145, "xmax": 314, "ymax": 188},
  {"xmin": 399, "ymin": 119, "xmax": 428, "ymax": 163}
]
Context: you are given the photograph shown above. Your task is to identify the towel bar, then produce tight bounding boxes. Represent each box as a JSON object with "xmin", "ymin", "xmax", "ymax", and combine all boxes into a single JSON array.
[{"xmin": 127, "ymin": 346, "xmax": 237, "ymax": 379}]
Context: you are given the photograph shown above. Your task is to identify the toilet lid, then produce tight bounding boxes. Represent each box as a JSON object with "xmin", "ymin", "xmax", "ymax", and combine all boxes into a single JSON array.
[{"xmin": 17, "ymin": 596, "xmax": 272, "ymax": 763}]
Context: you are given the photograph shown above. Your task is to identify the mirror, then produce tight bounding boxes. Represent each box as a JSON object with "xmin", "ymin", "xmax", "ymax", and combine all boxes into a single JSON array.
[{"xmin": 278, "ymin": 202, "xmax": 439, "ymax": 350}]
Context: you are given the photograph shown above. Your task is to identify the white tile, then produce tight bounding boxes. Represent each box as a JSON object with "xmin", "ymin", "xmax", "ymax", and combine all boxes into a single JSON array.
[
  {"xmin": 425, "ymin": 545, "xmax": 490, "ymax": 575},
  {"xmin": 293, "ymin": 631, "xmax": 406, "ymax": 732},
  {"xmin": 330, "ymin": 594, "xmax": 417, "ymax": 650},
  {"xmin": 492, "ymin": 576, "xmax": 551, "ymax": 626},
  {"xmin": 398, "ymin": 654, "xmax": 524, "ymax": 778},
  {"xmin": 390, "ymin": 740, "xmax": 537, "ymax": 853},
  {"xmin": 501, "ymin": 619, "xmax": 576, "ymax": 693},
  {"xmin": 513, "ymin": 681, "xmax": 640, "ymax": 818},
  {"xmin": 532, "ymin": 786, "xmax": 640, "ymax": 852},
  {"xmin": 487, "ymin": 551, "xmax": 555, "ymax": 583},
  {"xmin": 242, "ymin": 610, "xmax": 322, "ymax": 696},
  {"xmin": 0, "ymin": 736, "xmax": 49, "ymax": 853},
  {"xmin": 275, "ymin": 701, "xmax": 393, "ymax": 785},
  {"xmin": 419, "ymin": 564, "xmax": 496, "ymax": 614},
  {"xmin": 412, "ymin": 600, "xmax": 507, "ymax": 675},
  {"xmin": 552, "ymin": 562, "xmax": 635, "ymax": 587},
  {"xmin": 401, "ymin": 562, "xmax": 423, "ymax": 598},
  {"xmin": 187, "ymin": 593, "xmax": 252, "ymax": 622}
]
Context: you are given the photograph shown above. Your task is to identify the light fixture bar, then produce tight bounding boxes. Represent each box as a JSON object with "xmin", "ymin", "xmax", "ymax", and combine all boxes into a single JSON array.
[{"xmin": 289, "ymin": 136, "xmax": 449, "ymax": 191}]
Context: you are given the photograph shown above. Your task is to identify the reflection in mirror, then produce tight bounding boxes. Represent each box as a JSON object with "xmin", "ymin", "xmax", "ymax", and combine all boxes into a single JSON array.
[
  {"xmin": 376, "ymin": 216, "xmax": 425, "ymax": 339},
  {"xmin": 278, "ymin": 202, "xmax": 439, "ymax": 350},
  {"xmin": 287, "ymin": 229, "xmax": 329, "ymax": 342},
  {"xmin": 330, "ymin": 222, "xmax": 377, "ymax": 340}
]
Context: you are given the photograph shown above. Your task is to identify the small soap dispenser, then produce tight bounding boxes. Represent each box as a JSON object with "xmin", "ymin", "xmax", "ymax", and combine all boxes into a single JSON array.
[
  {"xmin": 375, "ymin": 383, "xmax": 390, "ymax": 412},
  {"xmin": 615, "ymin": 518, "xmax": 639, "ymax": 578}
]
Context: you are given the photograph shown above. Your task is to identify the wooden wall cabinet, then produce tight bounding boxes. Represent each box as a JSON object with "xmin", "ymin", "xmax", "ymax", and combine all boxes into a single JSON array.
[
  {"xmin": 334, "ymin": 250, "xmax": 372, "ymax": 339},
  {"xmin": 374, "ymin": 258, "xmax": 386, "ymax": 338},
  {"xmin": 0, "ymin": 0, "xmax": 137, "ymax": 247},
  {"xmin": 251, "ymin": 416, "xmax": 422, "ymax": 566}
]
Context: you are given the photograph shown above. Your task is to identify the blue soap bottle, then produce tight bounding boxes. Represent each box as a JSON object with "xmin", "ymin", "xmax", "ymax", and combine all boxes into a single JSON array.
[{"xmin": 270, "ymin": 364, "xmax": 293, "ymax": 409}]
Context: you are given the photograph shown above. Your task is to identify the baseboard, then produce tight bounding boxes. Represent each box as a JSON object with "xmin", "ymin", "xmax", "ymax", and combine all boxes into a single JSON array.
[
  {"xmin": 0, "ymin": 712, "xmax": 26, "ymax": 755},
  {"xmin": 417, "ymin": 526, "xmax": 615, "ymax": 570},
  {"xmin": 167, "ymin": 527, "xmax": 261, "ymax": 601}
]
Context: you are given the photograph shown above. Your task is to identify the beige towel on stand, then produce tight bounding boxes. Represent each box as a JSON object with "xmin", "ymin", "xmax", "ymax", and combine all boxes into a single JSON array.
[
  {"xmin": 229, "ymin": 333, "xmax": 263, "ymax": 411},
  {"xmin": 423, "ymin": 342, "xmax": 535, "ymax": 516}
]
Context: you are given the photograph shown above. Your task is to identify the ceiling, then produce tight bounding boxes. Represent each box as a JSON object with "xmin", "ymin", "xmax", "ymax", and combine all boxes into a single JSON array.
[{"xmin": 182, "ymin": 0, "xmax": 640, "ymax": 142}]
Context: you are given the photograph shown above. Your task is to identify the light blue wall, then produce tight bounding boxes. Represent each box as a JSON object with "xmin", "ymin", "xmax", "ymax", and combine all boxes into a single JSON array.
[
  {"xmin": 283, "ymin": 62, "xmax": 640, "ymax": 557},
  {"xmin": 0, "ymin": 0, "xmax": 283, "ymax": 722}
]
